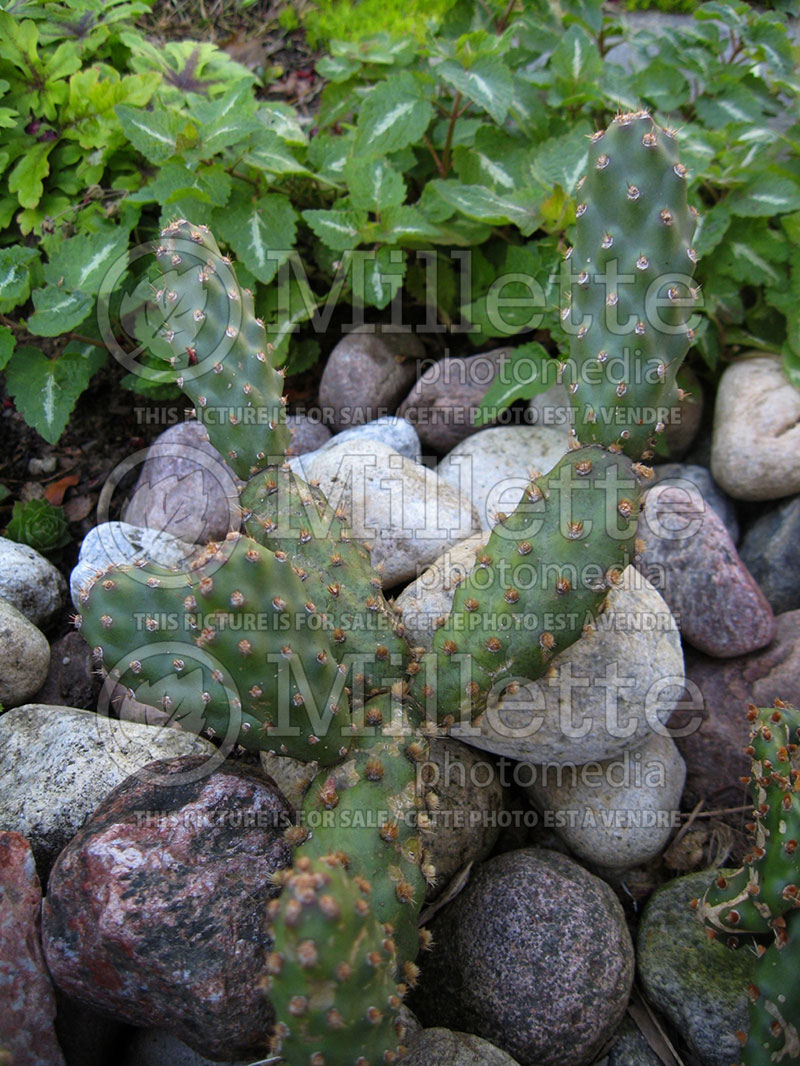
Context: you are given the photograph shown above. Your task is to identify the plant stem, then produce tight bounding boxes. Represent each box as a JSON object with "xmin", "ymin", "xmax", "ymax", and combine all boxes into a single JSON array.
[
  {"xmin": 423, "ymin": 134, "xmax": 446, "ymax": 178},
  {"xmin": 441, "ymin": 91, "xmax": 462, "ymax": 176},
  {"xmin": 496, "ymin": 0, "xmax": 516, "ymax": 33}
]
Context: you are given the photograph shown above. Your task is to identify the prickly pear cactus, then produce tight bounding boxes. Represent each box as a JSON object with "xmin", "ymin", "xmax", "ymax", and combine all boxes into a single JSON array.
[
  {"xmin": 562, "ymin": 110, "xmax": 699, "ymax": 461},
  {"xmin": 695, "ymin": 701, "xmax": 800, "ymax": 1066},
  {"xmin": 74, "ymin": 112, "xmax": 701, "ymax": 1061}
]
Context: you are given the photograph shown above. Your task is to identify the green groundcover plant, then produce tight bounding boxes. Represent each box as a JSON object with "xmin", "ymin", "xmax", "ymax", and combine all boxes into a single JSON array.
[{"xmin": 0, "ymin": 0, "xmax": 798, "ymax": 445}]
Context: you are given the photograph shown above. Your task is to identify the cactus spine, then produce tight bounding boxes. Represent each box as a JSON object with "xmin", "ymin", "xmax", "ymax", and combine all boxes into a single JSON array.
[
  {"xmin": 74, "ymin": 109, "xmax": 702, "ymax": 1064},
  {"xmin": 695, "ymin": 702, "xmax": 800, "ymax": 1066}
]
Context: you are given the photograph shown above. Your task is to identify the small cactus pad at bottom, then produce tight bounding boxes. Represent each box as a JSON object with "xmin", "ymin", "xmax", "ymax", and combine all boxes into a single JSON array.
[{"xmin": 265, "ymin": 855, "xmax": 407, "ymax": 1066}]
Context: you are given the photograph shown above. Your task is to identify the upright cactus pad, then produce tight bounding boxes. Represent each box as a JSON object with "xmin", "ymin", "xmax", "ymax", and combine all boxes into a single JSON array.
[
  {"xmin": 427, "ymin": 446, "xmax": 640, "ymax": 724},
  {"xmin": 696, "ymin": 701, "xmax": 800, "ymax": 1066},
  {"xmin": 265, "ymin": 855, "xmax": 407, "ymax": 1065},
  {"xmin": 563, "ymin": 111, "xmax": 699, "ymax": 460},
  {"xmin": 77, "ymin": 534, "xmax": 352, "ymax": 764},
  {"xmin": 151, "ymin": 219, "xmax": 290, "ymax": 479}
]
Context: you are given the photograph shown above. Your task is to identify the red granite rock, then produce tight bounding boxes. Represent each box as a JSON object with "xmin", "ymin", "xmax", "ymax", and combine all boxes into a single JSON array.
[
  {"xmin": 41, "ymin": 756, "xmax": 293, "ymax": 1062},
  {"xmin": 669, "ymin": 610, "xmax": 800, "ymax": 809},
  {"xmin": 637, "ymin": 483, "xmax": 775, "ymax": 658},
  {"xmin": 0, "ymin": 831, "xmax": 65, "ymax": 1066}
]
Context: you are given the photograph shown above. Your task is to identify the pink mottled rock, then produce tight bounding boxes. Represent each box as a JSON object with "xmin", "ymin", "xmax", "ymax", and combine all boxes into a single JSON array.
[
  {"xmin": 669, "ymin": 611, "xmax": 800, "ymax": 809},
  {"xmin": 637, "ymin": 483, "xmax": 775, "ymax": 658},
  {"xmin": 41, "ymin": 756, "xmax": 293, "ymax": 1062},
  {"xmin": 397, "ymin": 348, "xmax": 512, "ymax": 452},
  {"xmin": 0, "ymin": 831, "xmax": 65, "ymax": 1066}
]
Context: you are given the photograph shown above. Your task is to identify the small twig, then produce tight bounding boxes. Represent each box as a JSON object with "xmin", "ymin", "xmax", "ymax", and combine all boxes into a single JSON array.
[
  {"xmin": 423, "ymin": 133, "xmax": 446, "ymax": 178},
  {"xmin": 680, "ymin": 803, "xmax": 752, "ymax": 820},
  {"xmin": 496, "ymin": 0, "xmax": 517, "ymax": 33},
  {"xmin": 670, "ymin": 797, "xmax": 705, "ymax": 852},
  {"xmin": 441, "ymin": 91, "xmax": 462, "ymax": 176}
]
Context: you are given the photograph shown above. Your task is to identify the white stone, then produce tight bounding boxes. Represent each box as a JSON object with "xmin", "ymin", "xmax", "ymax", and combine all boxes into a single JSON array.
[
  {"xmin": 0, "ymin": 599, "xmax": 50, "ymax": 708},
  {"xmin": 0, "ymin": 537, "xmax": 67, "ymax": 627},
  {"xmin": 319, "ymin": 416, "xmax": 422, "ymax": 463},
  {"xmin": 522, "ymin": 731, "xmax": 686, "ymax": 869},
  {"xmin": 70, "ymin": 522, "xmax": 202, "ymax": 610},
  {"xmin": 289, "ymin": 439, "xmax": 479, "ymax": 586},
  {"xmin": 436, "ymin": 426, "xmax": 568, "ymax": 530},
  {"xmin": 448, "ymin": 567, "xmax": 685, "ymax": 765},
  {"xmin": 711, "ymin": 354, "xmax": 800, "ymax": 501},
  {"xmin": 0, "ymin": 705, "xmax": 216, "ymax": 874},
  {"xmin": 396, "ymin": 533, "xmax": 487, "ymax": 650}
]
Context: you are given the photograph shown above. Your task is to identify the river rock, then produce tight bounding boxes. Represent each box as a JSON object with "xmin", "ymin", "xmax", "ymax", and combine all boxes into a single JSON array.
[
  {"xmin": 419, "ymin": 738, "xmax": 508, "ymax": 901},
  {"xmin": 607, "ymin": 1016, "xmax": 662, "ymax": 1066},
  {"xmin": 739, "ymin": 494, "xmax": 800, "ymax": 615},
  {"xmin": 402, "ymin": 1029, "xmax": 522, "ymax": 1066},
  {"xmin": 70, "ymin": 522, "xmax": 202, "ymax": 611},
  {"xmin": 0, "ymin": 704, "xmax": 215, "ymax": 877},
  {"xmin": 258, "ymin": 750, "xmax": 318, "ymax": 811},
  {"xmin": 412, "ymin": 848, "xmax": 634, "ymax": 1066},
  {"xmin": 710, "ymin": 354, "xmax": 800, "ymax": 501},
  {"xmin": 0, "ymin": 831, "xmax": 65, "ymax": 1066},
  {"xmin": 323, "ymin": 415, "xmax": 422, "ymax": 462},
  {"xmin": 672, "ymin": 611, "xmax": 800, "ymax": 809},
  {"xmin": 42, "ymin": 756, "xmax": 293, "ymax": 1062},
  {"xmin": 121, "ymin": 421, "xmax": 241, "ymax": 546},
  {"xmin": 398, "ymin": 348, "xmax": 512, "ymax": 452},
  {"xmin": 436, "ymin": 426, "xmax": 567, "ymax": 530},
  {"xmin": 318, "ymin": 326, "xmax": 422, "ymax": 430},
  {"xmin": 395, "ymin": 533, "xmax": 487, "ymax": 650},
  {"xmin": 32, "ymin": 630, "xmax": 99, "ymax": 711},
  {"xmin": 637, "ymin": 870, "xmax": 750, "ymax": 1066},
  {"xmin": 637, "ymin": 483, "xmax": 775, "ymax": 657},
  {"xmin": 121, "ymin": 1028, "xmax": 252, "ymax": 1066},
  {"xmin": 0, "ymin": 537, "xmax": 67, "ymax": 629},
  {"xmin": 648, "ymin": 463, "xmax": 739, "ymax": 543},
  {"xmin": 0, "ymin": 599, "xmax": 50, "ymax": 708},
  {"xmin": 285, "ymin": 412, "xmax": 332, "ymax": 456},
  {"xmin": 451, "ymin": 567, "xmax": 685, "ymax": 766},
  {"xmin": 523, "ymin": 732, "xmax": 686, "ymax": 870},
  {"xmin": 290, "ymin": 438, "xmax": 479, "ymax": 585}
]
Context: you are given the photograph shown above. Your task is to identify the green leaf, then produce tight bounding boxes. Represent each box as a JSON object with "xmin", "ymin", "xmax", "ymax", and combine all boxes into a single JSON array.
[
  {"xmin": 27, "ymin": 288, "xmax": 93, "ymax": 336},
  {"xmin": 302, "ymin": 209, "xmax": 367, "ymax": 251},
  {"xmin": 528, "ymin": 122, "xmax": 592, "ymax": 194},
  {"xmin": 714, "ymin": 219, "xmax": 789, "ymax": 287},
  {"xmin": 475, "ymin": 341, "xmax": 555, "ymax": 426},
  {"xmin": 344, "ymin": 157, "xmax": 406, "ymax": 212},
  {"xmin": 358, "ymin": 246, "xmax": 407, "ymax": 310},
  {"xmin": 283, "ymin": 336, "xmax": 321, "ymax": 377},
  {"xmin": 130, "ymin": 162, "xmax": 232, "ymax": 207},
  {"xmin": 692, "ymin": 203, "xmax": 731, "ymax": 258},
  {"xmin": 549, "ymin": 24, "xmax": 602, "ymax": 90},
  {"xmin": 5, "ymin": 346, "xmax": 94, "ymax": 444},
  {"xmin": 43, "ymin": 229, "xmax": 129, "ymax": 297},
  {"xmin": 354, "ymin": 75, "xmax": 434, "ymax": 157},
  {"xmin": 429, "ymin": 180, "xmax": 541, "ymax": 236},
  {"xmin": 0, "ymin": 246, "xmax": 39, "ymax": 313},
  {"xmin": 632, "ymin": 59, "xmax": 690, "ymax": 112},
  {"xmin": 437, "ymin": 56, "xmax": 513, "ymax": 125},
  {"xmin": 8, "ymin": 142, "xmax": 53, "ymax": 209},
  {"xmin": 0, "ymin": 325, "xmax": 14, "ymax": 371},
  {"xmin": 215, "ymin": 194, "xmax": 298, "ymax": 284},
  {"xmin": 245, "ymin": 129, "xmax": 311, "ymax": 176},
  {"xmin": 729, "ymin": 175, "xmax": 800, "ymax": 217},
  {"xmin": 115, "ymin": 105, "xmax": 188, "ymax": 164}
]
